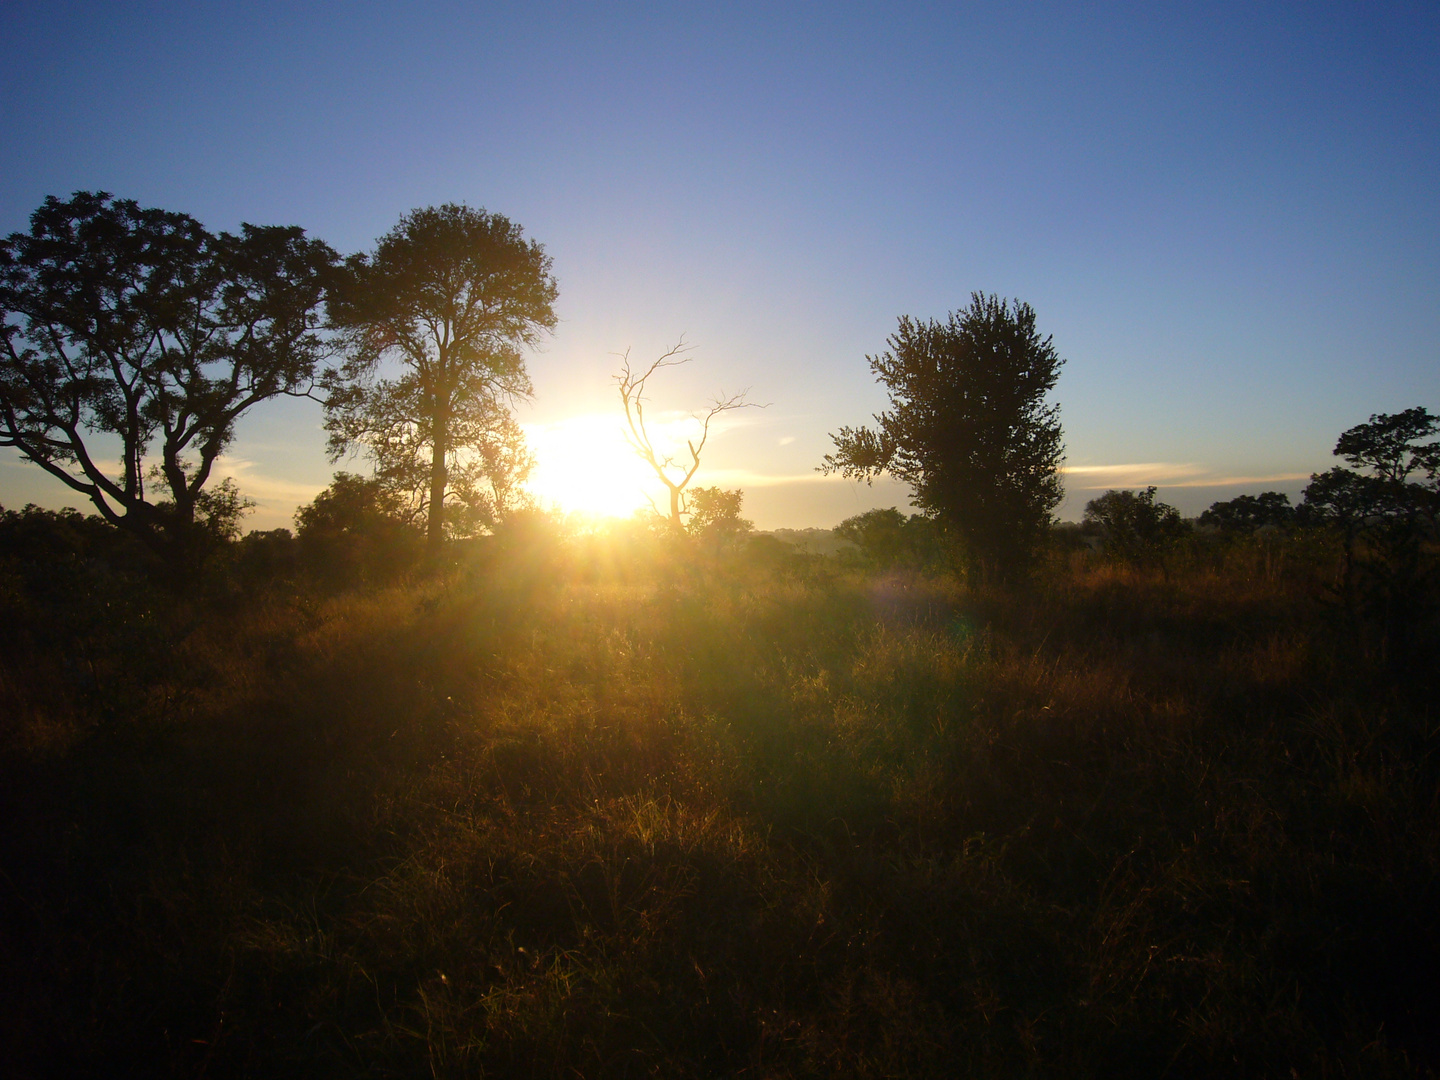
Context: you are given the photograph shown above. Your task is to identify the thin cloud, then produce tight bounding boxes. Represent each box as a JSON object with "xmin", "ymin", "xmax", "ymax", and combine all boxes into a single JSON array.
[
  {"xmin": 1063, "ymin": 462, "xmax": 1313, "ymax": 490},
  {"xmin": 698, "ymin": 468, "xmax": 898, "ymax": 488},
  {"xmin": 1166, "ymin": 472, "xmax": 1313, "ymax": 488},
  {"xmin": 213, "ymin": 456, "xmax": 326, "ymax": 507},
  {"xmin": 1064, "ymin": 462, "xmax": 1206, "ymax": 480}
]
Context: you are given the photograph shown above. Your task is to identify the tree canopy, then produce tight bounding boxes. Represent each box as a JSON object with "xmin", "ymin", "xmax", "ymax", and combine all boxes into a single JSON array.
[
  {"xmin": 293, "ymin": 472, "xmax": 422, "ymax": 586},
  {"xmin": 1301, "ymin": 407, "xmax": 1439, "ymax": 530},
  {"xmin": 821, "ymin": 293, "xmax": 1065, "ymax": 579},
  {"xmin": 1084, "ymin": 487, "xmax": 1187, "ymax": 562},
  {"xmin": 686, "ymin": 485, "xmax": 753, "ymax": 550},
  {"xmin": 0, "ymin": 192, "xmax": 337, "ymax": 565},
  {"xmin": 324, "ymin": 204, "xmax": 557, "ymax": 549},
  {"xmin": 1200, "ymin": 492, "xmax": 1295, "ymax": 533},
  {"xmin": 1290, "ymin": 406, "xmax": 1440, "ymax": 666},
  {"xmin": 1299, "ymin": 407, "xmax": 1438, "ymax": 631},
  {"xmin": 834, "ymin": 507, "xmax": 943, "ymax": 569}
]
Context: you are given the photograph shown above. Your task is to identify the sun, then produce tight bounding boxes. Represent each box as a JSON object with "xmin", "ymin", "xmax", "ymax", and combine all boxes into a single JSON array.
[{"xmin": 522, "ymin": 413, "xmax": 660, "ymax": 519}]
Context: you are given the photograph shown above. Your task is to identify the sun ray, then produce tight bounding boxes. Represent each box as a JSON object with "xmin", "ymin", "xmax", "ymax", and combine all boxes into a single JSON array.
[{"xmin": 522, "ymin": 413, "xmax": 660, "ymax": 519}]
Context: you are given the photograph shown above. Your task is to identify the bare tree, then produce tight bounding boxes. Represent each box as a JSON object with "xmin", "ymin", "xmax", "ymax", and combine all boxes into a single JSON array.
[{"xmin": 615, "ymin": 340, "xmax": 763, "ymax": 532}]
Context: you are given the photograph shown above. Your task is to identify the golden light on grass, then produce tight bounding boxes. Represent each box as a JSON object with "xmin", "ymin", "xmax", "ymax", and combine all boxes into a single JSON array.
[{"xmin": 522, "ymin": 413, "xmax": 663, "ymax": 518}]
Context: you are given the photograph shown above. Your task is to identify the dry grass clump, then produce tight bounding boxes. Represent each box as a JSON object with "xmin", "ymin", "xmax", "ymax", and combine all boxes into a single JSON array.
[{"xmin": 0, "ymin": 533, "xmax": 1436, "ymax": 1076}]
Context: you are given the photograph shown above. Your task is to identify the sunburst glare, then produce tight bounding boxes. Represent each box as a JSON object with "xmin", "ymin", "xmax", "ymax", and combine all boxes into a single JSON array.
[{"xmin": 523, "ymin": 413, "xmax": 663, "ymax": 518}]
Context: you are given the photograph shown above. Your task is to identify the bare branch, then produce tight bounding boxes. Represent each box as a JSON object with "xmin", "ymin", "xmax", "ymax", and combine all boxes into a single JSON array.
[{"xmin": 613, "ymin": 339, "xmax": 766, "ymax": 531}]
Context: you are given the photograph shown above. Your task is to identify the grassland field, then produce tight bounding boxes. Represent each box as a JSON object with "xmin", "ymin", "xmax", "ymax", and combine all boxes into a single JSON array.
[{"xmin": 1, "ymin": 525, "xmax": 1437, "ymax": 1078}]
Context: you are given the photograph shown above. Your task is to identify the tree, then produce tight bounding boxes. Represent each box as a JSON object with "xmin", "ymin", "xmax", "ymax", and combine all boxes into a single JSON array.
[
  {"xmin": 616, "ymin": 340, "xmax": 761, "ymax": 532},
  {"xmin": 294, "ymin": 471, "xmax": 422, "ymax": 586},
  {"xmin": 821, "ymin": 294, "xmax": 1065, "ymax": 580},
  {"xmin": 1083, "ymin": 487, "xmax": 1187, "ymax": 563},
  {"xmin": 1334, "ymin": 406, "xmax": 1440, "ymax": 488},
  {"xmin": 1299, "ymin": 408, "xmax": 1438, "ymax": 644},
  {"xmin": 324, "ymin": 204, "xmax": 557, "ymax": 550},
  {"xmin": 687, "ymin": 485, "xmax": 754, "ymax": 551},
  {"xmin": 834, "ymin": 507, "xmax": 944, "ymax": 569},
  {"xmin": 0, "ymin": 192, "xmax": 337, "ymax": 566},
  {"xmin": 1301, "ymin": 408, "xmax": 1439, "ymax": 537},
  {"xmin": 1199, "ymin": 492, "xmax": 1295, "ymax": 533}
]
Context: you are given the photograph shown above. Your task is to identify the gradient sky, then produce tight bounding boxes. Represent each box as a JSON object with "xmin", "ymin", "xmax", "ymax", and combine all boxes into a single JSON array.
[{"xmin": 2, "ymin": 1, "xmax": 1436, "ymax": 529}]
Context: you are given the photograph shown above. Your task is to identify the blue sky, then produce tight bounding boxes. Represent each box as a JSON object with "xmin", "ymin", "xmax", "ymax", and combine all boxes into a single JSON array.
[{"xmin": 2, "ymin": 1, "xmax": 1436, "ymax": 528}]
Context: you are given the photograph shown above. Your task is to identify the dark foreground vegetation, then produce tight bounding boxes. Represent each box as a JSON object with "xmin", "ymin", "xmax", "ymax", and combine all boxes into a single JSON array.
[{"xmin": 2, "ymin": 510, "xmax": 1437, "ymax": 1079}]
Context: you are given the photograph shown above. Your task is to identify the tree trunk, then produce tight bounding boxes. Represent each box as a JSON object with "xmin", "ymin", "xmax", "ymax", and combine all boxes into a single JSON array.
[
  {"xmin": 668, "ymin": 483, "xmax": 684, "ymax": 532},
  {"xmin": 428, "ymin": 405, "xmax": 449, "ymax": 552}
]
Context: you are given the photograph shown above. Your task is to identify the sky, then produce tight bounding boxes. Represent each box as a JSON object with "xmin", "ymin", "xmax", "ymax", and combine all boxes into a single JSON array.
[{"xmin": 1, "ymin": 1, "xmax": 1436, "ymax": 530}]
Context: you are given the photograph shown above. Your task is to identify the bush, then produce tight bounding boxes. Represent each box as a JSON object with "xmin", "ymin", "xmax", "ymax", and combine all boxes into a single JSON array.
[
  {"xmin": 294, "ymin": 472, "xmax": 423, "ymax": 586},
  {"xmin": 1084, "ymin": 486, "xmax": 1188, "ymax": 563}
]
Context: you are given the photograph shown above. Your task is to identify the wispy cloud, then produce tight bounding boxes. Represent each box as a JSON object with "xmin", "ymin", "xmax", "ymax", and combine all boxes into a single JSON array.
[
  {"xmin": 1063, "ymin": 463, "xmax": 1313, "ymax": 489},
  {"xmin": 1165, "ymin": 472, "xmax": 1313, "ymax": 489},
  {"xmin": 697, "ymin": 468, "xmax": 888, "ymax": 488},
  {"xmin": 214, "ymin": 456, "xmax": 326, "ymax": 508}
]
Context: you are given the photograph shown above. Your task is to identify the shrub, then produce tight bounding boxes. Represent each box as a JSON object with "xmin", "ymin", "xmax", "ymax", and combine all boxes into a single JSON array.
[{"xmin": 1083, "ymin": 486, "xmax": 1188, "ymax": 563}]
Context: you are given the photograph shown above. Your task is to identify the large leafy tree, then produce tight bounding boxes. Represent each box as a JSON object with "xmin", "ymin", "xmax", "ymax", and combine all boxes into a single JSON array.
[
  {"xmin": 0, "ymin": 192, "xmax": 337, "ymax": 564},
  {"xmin": 293, "ymin": 472, "xmax": 422, "ymax": 587},
  {"xmin": 1301, "ymin": 407, "xmax": 1439, "ymax": 535},
  {"xmin": 324, "ymin": 204, "xmax": 558, "ymax": 549},
  {"xmin": 821, "ymin": 293, "xmax": 1065, "ymax": 579},
  {"xmin": 1300, "ymin": 407, "xmax": 1438, "ymax": 628},
  {"xmin": 686, "ymin": 485, "xmax": 754, "ymax": 552}
]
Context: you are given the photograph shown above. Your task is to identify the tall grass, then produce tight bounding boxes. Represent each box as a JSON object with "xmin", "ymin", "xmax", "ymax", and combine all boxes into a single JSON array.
[{"xmin": 1, "ymin": 532, "xmax": 1435, "ymax": 1076}]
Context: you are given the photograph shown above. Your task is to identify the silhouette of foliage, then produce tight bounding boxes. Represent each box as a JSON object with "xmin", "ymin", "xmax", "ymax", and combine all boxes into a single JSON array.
[
  {"xmin": 0, "ymin": 192, "xmax": 337, "ymax": 570},
  {"xmin": 294, "ymin": 472, "xmax": 422, "ymax": 586},
  {"xmin": 821, "ymin": 293, "xmax": 1065, "ymax": 581},
  {"xmin": 1335, "ymin": 406, "xmax": 1440, "ymax": 488},
  {"xmin": 231, "ymin": 527, "xmax": 299, "ymax": 585},
  {"xmin": 1300, "ymin": 408, "xmax": 1439, "ymax": 541},
  {"xmin": 1084, "ymin": 486, "xmax": 1187, "ymax": 562},
  {"xmin": 325, "ymin": 204, "xmax": 556, "ymax": 549},
  {"xmin": 834, "ymin": 507, "xmax": 943, "ymax": 569},
  {"xmin": 1300, "ymin": 407, "xmax": 1438, "ymax": 661},
  {"xmin": 1200, "ymin": 491, "xmax": 1295, "ymax": 533},
  {"xmin": 0, "ymin": 502, "xmax": 121, "ymax": 568}
]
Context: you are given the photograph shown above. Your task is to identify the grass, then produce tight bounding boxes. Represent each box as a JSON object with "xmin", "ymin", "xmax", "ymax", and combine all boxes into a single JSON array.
[{"xmin": 1, "ymin": 531, "xmax": 1436, "ymax": 1077}]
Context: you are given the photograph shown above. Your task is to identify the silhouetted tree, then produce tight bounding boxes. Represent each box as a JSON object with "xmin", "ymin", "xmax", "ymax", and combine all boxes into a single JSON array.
[
  {"xmin": 1200, "ymin": 492, "xmax": 1295, "ymax": 533},
  {"xmin": 834, "ymin": 507, "xmax": 943, "ymax": 569},
  {"xmin": 1334, "ymin": 406, "xmax": 1440, "ymax": 490},
  {"xmin": 836, "ymin": 507, "xmax": 908, "ymax": 568},
  {"xmin": 0, "ymin": 192, "xmax": 337, "ymax": 568},
  {"xmin": 0, "ymin": 502, "xmax": 129, "ymax": 580},
  {"xmin": 1301, "ymin": 408, "xmax": 1439, "ymax": 540},
  {"xmin": 1084, "ymin": 487, "xmax": 1187, "ymax": 563},
  {"xmin": 325, "ymin": 204, "xmax": 557, "ymax": 550},
  {"xmin": 232, "ymin": 527, "xmax": 299, "ymax": 584},
  {"xmin": 615, "ymin": 340, "xmax": 761, "ymax": 532},
  {"xmin": 1300, "ymin": 408, "xmax": 1438, "ymax": 654},
  {"xmin": 293, "ymin": 472, "xmax": 422, "ymax": 586},
  {"xmin": 821, "ymin": 294, "xmax": 1065, "ymax": 581}
]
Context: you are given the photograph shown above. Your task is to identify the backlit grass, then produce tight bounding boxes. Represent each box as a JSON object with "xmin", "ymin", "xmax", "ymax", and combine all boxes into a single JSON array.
[{"xmin": 1, "ymin": 531, "xmax": 1436, "ymax": 1077}]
